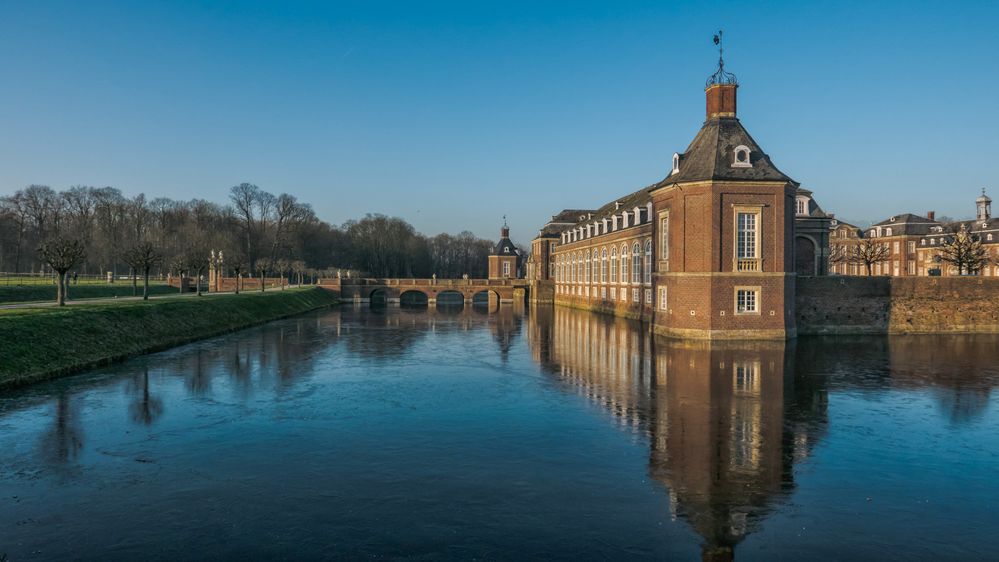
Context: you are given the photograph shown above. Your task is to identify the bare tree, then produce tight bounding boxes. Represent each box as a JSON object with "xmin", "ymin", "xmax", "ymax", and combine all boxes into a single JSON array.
[
  {"xmin": 254, "ymin": 257, "xmax": 271, "ymax": 292},
  {"xmin": 37, "ymin": 237, "xmax": 87, "ymax": 305},
  {"xmin": 291, "ymin": 260, "xmax": 307, "ymax": 286},
  {"xmin": 229, "ymin": 255, "xmax": 248, "ymax": 294},
  {"xmin": 185, "ymin": 246, "xmax": 210, "ymax": 296},
  {"xmin": 121, "ymin": 242, "xmax": 163, "ymax": 301},
  {"xmin": 938, "ymin": 224, "xmax": 990, "ymax": 275},
  {"xmin": 274, "ymin": 258, "xmax": 290, "ymax": 290},
  {"xmin": 830, "ymin": 238, "xmax": 890, "ymax": 276}
]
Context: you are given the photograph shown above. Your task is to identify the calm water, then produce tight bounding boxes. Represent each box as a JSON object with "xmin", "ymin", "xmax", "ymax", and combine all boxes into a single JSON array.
[{"xmin": 1, "ymin": 305, "xmax": 998, "ymax": 561}]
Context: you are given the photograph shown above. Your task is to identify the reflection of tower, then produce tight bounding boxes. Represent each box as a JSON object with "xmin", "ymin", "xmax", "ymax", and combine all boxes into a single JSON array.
[
  {"xmin": 650, "ymin": 341, "xmax": 787, "ymax": 560},
  {"xmin": 526, "ymin": 306, "xmax": 828, "ymax": 560},
  {"xmin": 489, "ymin": 306, "xmax": 522, "ymax": 361}
]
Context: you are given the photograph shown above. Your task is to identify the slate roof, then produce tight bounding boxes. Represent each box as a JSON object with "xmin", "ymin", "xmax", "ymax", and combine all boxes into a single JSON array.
[
  {"xmin": 665, "ymin": 117, "xmax": 795, "ymax": 185},
  {"xmin": 568, "ymin": 185, "xmax": 655, "ymax": 228},
  {"xmin": 492, "ymin": 236, "xmax": 520, "ymax": 256},
  {"xmin": 870, "ymin": 213, "xmax": 941, "ymax": 236}
]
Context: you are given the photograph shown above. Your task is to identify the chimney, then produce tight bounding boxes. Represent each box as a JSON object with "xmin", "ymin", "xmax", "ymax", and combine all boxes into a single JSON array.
[
  {"xmin": 706, "ymin": 83, "xmax": 737, "ymax": 119},
  {"xmin": 500, "ymin": 225, "xmax": 510, "ymax": 238},
  {"xmin": 927, "ymin": 211, "xmax": 936, "ymax": 221}
]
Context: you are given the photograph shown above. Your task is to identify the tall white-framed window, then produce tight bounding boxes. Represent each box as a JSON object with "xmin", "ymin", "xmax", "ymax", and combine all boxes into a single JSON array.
[
  {"xmin": 620, "ymin": 244, "xmax": 629, "ymax": 283},
  {"xmin": 585, "ymin": 250, "xmax": 591, "ymax": 283},
  {"xmin": 644, "ymin": 289, "xmax": 652, "ymax": 304},
  {"xmin": 658, "ymin": 287, "xmax": 668, "ymax": 310},
  {"xmin": 601, "ymin": 248, "xmax": 608, "ymax": 283},
  {"xmin": 644, "ymin": 239, "xmax": 652, "ymax": 284},
  {"xmin": 610, "ymin": 248, "xmax": 618, "ymax": 283},
  {"xmin": 601, "ymin": 286, "xmax": 606, "ymax": 299},
  {"xmin": 502, "ymin": 261, "xmax": 511, "ymax": 277},
  {"xmin": 796, "ymin": 198, "xmax": 807, "ymax": 216},
  {"xmin": 671, "ymin": 152, "xmax": 680, "ymax": 174},
  {"xmin": 735, "ymin": 208, "xmax": 761, "ymax": 272},
  {"xmin": 660, "ymin": 211, "xmax": 670, "ymax": 260},
  {"xmin": 632, "ymin": 288, "xmax": 640, "ymax": 302},
  {"xmin": 632, "ymin": 242, "xmax": 641, "ymax": 283},
  {"xmin": 592, "ymin": 252, "xmax": 599, "ymax": 284},
  {"xmin": 735, "ymin": 287, "xmax": 760, "ymax": 314},
  {"xmin": 610, "ymin": 287, "xmax": 616, "ymax": 300}
]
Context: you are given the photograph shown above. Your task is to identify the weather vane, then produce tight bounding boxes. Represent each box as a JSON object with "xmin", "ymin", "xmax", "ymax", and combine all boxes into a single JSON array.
[{"xmin": 706, "ymin": 29, "xmax": 738, "ymax": 88}]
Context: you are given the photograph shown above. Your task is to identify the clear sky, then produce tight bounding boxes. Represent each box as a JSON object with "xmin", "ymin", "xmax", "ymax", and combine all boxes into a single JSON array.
[{"xmin": 1, "ymin": 1, "xmax": 997, "ymax": 245}]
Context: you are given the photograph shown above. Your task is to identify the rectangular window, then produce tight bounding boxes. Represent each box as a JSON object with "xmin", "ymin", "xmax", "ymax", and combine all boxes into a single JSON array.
[
  {"xmin": 601, "ymin": 287, "xmax": 606, "ymax": 299},
  {"xmin": 610, "ymin": 287, "xmax": 616, "ymax": 300},
  {"xmin": 796, "ymin": 199, "xmax": 806, "ymax": 215},
  {"xmin": 735, "ymin": 210, "xmax": 761, "ymax": 271},
  {"xmin": 644, "ymin": 289, "xmax": 652, "ymax": 304},
  {"xmin": 502, "ymin": 262, "xmax": 510, "ymax": 277},
  {"xmin": 907, "ymin": 241, "xmax": 916, "ymax": 254},
  {"xmin": 893, "ymin": 241, "xmax": 900, "ymax": 254},
  {"xmin": 735, "ymin": 288, "xmax": 759, "ymax": 314},
  {"xmin": 658, "ymin": 287, "xmax": 668, "ymax": 310},
  {"xmin": 620, "ymin": 288, "xmax": 627, "ymax": 302},
  {"xmin": 632, "ymin": 288, "xmax": 639, "ymax": 302}
]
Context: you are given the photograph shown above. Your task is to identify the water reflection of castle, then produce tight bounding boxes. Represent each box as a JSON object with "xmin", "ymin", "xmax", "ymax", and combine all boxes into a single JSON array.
[{"xmin": 527, "ymin": 306, "xmax": 829, "ymax": 560}]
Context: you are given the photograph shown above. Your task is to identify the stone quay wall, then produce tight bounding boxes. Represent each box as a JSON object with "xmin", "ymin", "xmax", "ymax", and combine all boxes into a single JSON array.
[{"xmin": 796, "ymin": 276, "xmax": 999, "ymax": 335}]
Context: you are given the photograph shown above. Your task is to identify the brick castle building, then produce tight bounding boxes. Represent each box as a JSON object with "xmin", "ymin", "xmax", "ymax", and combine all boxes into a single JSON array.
[{"xmin": 529, "ymin": 55, "xmax": 823, "ymax": 340}]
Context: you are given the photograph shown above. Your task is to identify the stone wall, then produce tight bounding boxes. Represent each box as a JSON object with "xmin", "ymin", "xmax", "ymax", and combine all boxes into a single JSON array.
[{"xmin": 797, "ymin": 276, "xmax": 999, "ymax": 335}]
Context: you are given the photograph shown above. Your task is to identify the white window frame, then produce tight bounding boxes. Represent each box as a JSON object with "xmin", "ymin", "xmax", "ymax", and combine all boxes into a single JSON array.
[
  {"xmin": 735, "ymin": 287, "xmax": 760, "ymax": 315},
  {"xmin": 734, "ymin": 206, "xmax": 762, "ymax": 272},
  {"xmin": 658, "ymin": 287, "xmax": 668, "ymax": 311}
]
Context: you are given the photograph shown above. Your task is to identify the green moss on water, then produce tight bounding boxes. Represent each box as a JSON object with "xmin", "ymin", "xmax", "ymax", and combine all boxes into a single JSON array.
[{"xmin": 0, "ymin": 287, "xmax": 339, "ymax": 389}]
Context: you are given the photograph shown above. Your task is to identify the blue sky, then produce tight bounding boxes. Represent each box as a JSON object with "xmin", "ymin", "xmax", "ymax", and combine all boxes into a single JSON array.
[{"xmin": 1, "ymin": 1, "xmax": 996, "ymax": 244}]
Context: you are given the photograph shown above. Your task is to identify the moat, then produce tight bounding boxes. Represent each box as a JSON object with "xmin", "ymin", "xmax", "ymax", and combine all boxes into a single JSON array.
[{"xmin": 1, "ymin": 305, "xmax": 997, "ymax": 560}]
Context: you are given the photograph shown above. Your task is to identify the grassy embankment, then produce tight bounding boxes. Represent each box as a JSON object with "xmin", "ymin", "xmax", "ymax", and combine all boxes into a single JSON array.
[
  {"xmin": 0, "ymin": 287, "xmax": 338, "ymax": 389},
  {"xmin": 0, "ymin": 282, "xmax": 175, "ymax": 304}
]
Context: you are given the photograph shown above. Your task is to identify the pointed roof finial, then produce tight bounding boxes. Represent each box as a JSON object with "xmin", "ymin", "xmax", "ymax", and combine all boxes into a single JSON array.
[
  {"xmin": 706, "ymin": 30, "xmax": 738, "ymax": 88},
  {"xmin": 503, "ymin": 214, "xmax": 508, "ymax": 228}
]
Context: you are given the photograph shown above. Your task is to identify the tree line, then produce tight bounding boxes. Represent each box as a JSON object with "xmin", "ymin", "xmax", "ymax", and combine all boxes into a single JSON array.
[{"xmin": 0, "ymin": 183, "xmax": 505, "ymax": 301}]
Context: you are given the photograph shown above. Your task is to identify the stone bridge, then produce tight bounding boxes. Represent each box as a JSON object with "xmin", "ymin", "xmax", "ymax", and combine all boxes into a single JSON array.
[{"xmin": 317, "ymin": 278, "xmax": 529, "ymax": 305}]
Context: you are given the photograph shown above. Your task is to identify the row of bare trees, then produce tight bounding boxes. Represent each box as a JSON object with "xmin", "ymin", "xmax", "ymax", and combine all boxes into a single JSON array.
[
  {"xmin": 831, "ymin": 224, "xmax": 996, "ymax": 275},
  {"xmin": 0, "ymin": 184, "xmax": 505, "ymax": 304}
]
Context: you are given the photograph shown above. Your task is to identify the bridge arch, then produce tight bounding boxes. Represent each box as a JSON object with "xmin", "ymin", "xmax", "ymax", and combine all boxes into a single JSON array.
[
  {"xmin": 435, "ymin": 290, "xmax": 465, "ymax": 310},
  {"xmin": 369, "ymin": 288, "xmax": 388, "ymax": 307},
  {"xmin": 400, "ymin": 289, "xmax": 429, "ymax": 308},
  {"xmin": 472, "ymin": 289, "xmax": 501, "ymax": 311}
]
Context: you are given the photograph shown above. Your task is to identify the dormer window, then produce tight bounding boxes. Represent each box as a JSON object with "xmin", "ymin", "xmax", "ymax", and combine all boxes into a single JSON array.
[
  {"xmin": 795, "ymin": 198, "xmax": 807, "ymax": 216},
  {"xmin": 672, "ymin": 153, "xmax": 680, "ymax": 174},
  {"xmin": 504, "ymin": 247, "xmax": 510, "ymax": 253},
  {"xmin": 885, "ymin": 227, "xmax": 892, "ymax": 237},
  {"xmin": 732, "ymin": 145, "xmax": 751, "ymax": 168}
]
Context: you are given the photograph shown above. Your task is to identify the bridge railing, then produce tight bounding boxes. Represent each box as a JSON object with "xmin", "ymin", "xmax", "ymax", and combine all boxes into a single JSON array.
[{"xmin": 318, "ymin": 278, "xmax": 525, "ymax": 287}]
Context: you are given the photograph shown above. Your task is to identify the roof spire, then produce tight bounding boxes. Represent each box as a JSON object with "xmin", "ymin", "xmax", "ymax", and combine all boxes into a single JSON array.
[{"xmin": 706, "ymin": 30, "xmax": 738, "ymax": 88}]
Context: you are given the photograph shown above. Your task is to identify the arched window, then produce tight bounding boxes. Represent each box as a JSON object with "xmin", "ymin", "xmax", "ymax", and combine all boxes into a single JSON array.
[
  {"xmin": 644, "ymin": 239, "xmax": 652, "ymax": 284},
  {"xmin": 672, "ymin": 152, "xmax": 680, "ymax": 174},
  {"xmin": 570, "ymin": 255, "xmax": 575, "ymax": 283},
  {"xmin": 620, "ymin": 244, "xmax": 629, "ymax": 283},
  {"xmin": 592, "ymin": 251, "xmax": 599, "ymax": 284},
  {"xmin": 585, "ymin": 250, "xmax": 591, "ymax": 283},
  {"xmin": 610, "ymin": 247, "xmax": 618, "ymax": 282},
  {"xmin": 601, "ymin": 248, "xmax": 608, "ymax": 283},
  {"xmin": 885, "ymin": 227, "xmax": 893, "ymax": 237},
  {"xmin": 732, "ymin": 145, "xmax": 751, "ymax": 167},
  {"xmin": 632, "ymin": 242, "xmax": 641, "ymax": 283}
]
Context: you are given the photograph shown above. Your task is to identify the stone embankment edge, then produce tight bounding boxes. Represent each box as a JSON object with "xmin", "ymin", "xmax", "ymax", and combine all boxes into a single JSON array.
[{"xmin": 0, "ymin": 287, "xmax": 339, "ymax": 391}]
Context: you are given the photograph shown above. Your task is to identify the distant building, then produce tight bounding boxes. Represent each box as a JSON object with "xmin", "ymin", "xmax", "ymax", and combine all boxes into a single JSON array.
[
  {"xmin": 487, "ymin": 222, "xmax": 523, "ymax": 280},
  {"xmin": 827, "ymin": 190, "xmax": 998, "ymax": 277}
]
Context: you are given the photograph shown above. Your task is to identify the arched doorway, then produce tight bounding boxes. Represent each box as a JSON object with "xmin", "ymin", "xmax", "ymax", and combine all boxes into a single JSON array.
[{"xmin": 795, "ymin": 236, "xmax": 817, "ymax": 276}]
